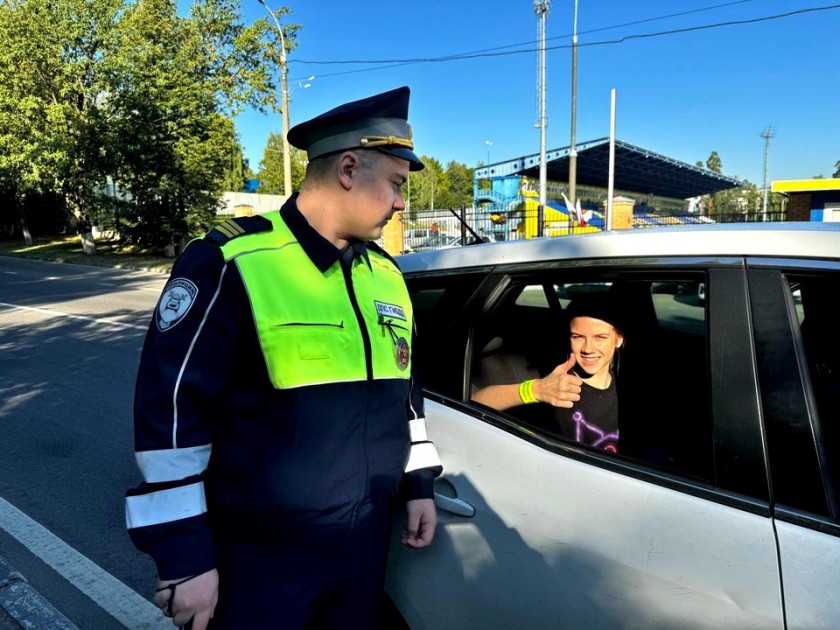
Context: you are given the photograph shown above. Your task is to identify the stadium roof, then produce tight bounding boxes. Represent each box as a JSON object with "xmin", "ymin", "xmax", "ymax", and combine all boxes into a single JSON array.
[{"xmin": 474, "ymin": 138, "xmax": 741, "ymax": 200}]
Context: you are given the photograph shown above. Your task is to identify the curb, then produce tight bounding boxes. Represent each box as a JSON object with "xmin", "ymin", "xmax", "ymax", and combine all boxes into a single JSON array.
[{"xmin": 0, "ymin": 556, "xmax": 78, "ymax": 630}]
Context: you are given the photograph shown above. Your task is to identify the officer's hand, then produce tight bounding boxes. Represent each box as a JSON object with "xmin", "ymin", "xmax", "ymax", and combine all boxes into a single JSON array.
[
  {"xmin": 533, "ymin": 355, "xmax": 582, "ymax": 408},
  {"xmin": 154, "ymin": 569, "xmax": 219, "ymax": 630},
  {"xmin": 402, "ymin": 498, "xmax": 436, "ymax": 549}
]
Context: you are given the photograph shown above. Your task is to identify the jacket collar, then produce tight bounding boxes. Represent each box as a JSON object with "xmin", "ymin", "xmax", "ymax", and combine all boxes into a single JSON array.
[{"xmin": 280, "ymin": 193, "xmax": 371, "ymax": 273}]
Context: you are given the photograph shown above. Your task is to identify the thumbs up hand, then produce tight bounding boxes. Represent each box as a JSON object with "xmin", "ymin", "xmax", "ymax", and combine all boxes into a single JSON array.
[{"xmin": 533, "ymin": 354, "xmax": 583, "ymax": 408}]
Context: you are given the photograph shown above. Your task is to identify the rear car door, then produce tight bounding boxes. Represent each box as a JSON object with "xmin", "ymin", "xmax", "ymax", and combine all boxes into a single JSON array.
[
  {"xmin": 748, "ymin": 261, "xmax": 840, "ymax": 627},
  {"xmin": 387, "ymin": 256, "xmax": 785, "ymax": 629}
]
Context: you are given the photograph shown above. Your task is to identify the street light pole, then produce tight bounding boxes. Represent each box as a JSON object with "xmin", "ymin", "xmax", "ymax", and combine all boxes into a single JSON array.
[
  {"xmin": 485, "ymin": 140, "xmax": 493, "ymax": 165},
  {"xmin": 258, "ymin": 0, "xmax": 292, "ymax": 197}
]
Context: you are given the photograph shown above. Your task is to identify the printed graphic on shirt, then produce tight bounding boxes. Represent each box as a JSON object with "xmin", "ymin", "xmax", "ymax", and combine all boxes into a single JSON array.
[
  {"xmin": 156, "ymin": 278, "xmax": 199, "ymax": 332},
  {"xmin": 374, "ymin": 300, "xmax": 407, "ymax": 322},
  {"xmin": 570, "ymin": 410, "xmax": 619, "ymax": 453}
]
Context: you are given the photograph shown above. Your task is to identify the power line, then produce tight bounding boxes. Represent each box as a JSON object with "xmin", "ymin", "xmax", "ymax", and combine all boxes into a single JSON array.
[
  {"xmin": 290, "ymin": 3, "xmax": 839, "ymax": 78},
  {"xmin": 294, "ymin": 0, "xmax": 761, "ymax": 67}
]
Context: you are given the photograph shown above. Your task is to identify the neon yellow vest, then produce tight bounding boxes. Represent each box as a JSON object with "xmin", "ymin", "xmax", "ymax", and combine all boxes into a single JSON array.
[{"xmin": 219, "ymin": 211, "xmax": 413, "ymax": 389}]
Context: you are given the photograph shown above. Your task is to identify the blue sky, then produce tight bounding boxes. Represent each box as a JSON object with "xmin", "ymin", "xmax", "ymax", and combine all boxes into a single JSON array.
[{"xmin": 226, "ymin": 0, "xmax": 839, "ymax": 187}]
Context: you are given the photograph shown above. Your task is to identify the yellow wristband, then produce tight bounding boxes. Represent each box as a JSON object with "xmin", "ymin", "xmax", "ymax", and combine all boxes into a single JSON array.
[{"xmin": 519, "ymin": 379, "xmax": 538, "ymax": 404}]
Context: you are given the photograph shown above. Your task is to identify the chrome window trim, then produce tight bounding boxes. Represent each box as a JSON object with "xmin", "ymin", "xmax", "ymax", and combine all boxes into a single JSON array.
[{"xmin": 774, "ymin": 505, "xmax": 840, "ymax": 538}]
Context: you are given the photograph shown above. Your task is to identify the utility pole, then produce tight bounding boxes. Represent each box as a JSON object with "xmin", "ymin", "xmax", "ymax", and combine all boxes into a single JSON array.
[
  {"xmin": 568, "ymin": 0, "xmax": 579, "ymax": 207},
  {"xmin": 259, "ymin": 0, "xmax": 292, "ymax": 197},
  {"xmin": 760, "ymin": 126, "xmax": 776, "ymax": 221},
  {"xmin": 535, "ymin": 0, "xmax": 550, "ymax": 237}
]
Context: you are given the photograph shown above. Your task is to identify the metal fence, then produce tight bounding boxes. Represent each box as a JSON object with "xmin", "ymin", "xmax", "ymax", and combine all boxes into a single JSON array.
[{"xmin": 400, "ymin": 208, "xmax": 791, "ymax": 254}]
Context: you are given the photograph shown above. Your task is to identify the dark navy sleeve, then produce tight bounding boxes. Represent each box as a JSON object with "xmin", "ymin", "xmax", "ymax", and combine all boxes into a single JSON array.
[{"xmin": 125, "ymin": 239, "xmax": 244, "ymax": 580}]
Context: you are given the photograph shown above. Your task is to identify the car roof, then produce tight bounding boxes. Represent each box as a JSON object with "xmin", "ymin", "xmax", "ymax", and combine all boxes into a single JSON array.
[{"xmin": 396, "ymin": 222, "xmax": 840, "ymax": 273}]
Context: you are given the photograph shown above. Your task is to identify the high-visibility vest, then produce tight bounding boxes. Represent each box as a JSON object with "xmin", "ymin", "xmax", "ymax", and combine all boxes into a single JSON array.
[{"xmin": 219, "ymin": 211, "xmax": 413, "ymax": 389}]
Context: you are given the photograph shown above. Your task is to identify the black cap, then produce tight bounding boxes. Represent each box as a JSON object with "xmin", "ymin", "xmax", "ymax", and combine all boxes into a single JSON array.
[
  {"xmin": 566, "ymin": 293, "xmax": 622, "ymax": 332},
  {"xmin": 287, "ymin": 86, "xmax": 424, "ymax": 171}
]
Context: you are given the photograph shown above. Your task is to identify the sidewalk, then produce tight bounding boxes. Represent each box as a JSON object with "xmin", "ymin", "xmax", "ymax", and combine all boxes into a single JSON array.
[{"xmin": 0, "ymin": 556, "xmax": 78, "ymax": 630}]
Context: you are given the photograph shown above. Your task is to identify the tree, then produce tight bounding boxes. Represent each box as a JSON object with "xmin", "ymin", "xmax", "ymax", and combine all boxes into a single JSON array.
[
  {"xmin": 0, "ymin": 0, "xmax": 124, "ymax": 240},
  {"xmin": 407, "ymin": 155, "xmax": 444, "ymax": 214},
  {"xmin": 223, "ymin": 140, "xmax": 249, "ymax": 192},
  {"xmin": 706, "ymin": 151, "xmax": 722, "ymax": 174},
  {"xmin": 256, "ymin": 133, "xmax": 306, "ymax": 194},
  {"xmin": 834, "ymin": 160, "xmax": 840, "ymax": 178},
  {"xmin": 0, "ymin": 0, "xmax": 296, "ymax": 251},
  {"xmin": 442, "ymin": 160, "xmax": 474, "ymax": 209}
]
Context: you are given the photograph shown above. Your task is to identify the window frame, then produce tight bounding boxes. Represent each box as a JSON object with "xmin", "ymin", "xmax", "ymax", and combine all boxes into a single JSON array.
[{"xmin": 406, "ymin": 254, "xmax": 776, "ymax": 518}]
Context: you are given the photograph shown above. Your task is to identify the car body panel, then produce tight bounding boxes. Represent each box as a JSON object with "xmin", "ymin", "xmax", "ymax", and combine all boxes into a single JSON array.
[
  {"xmin": 389, "ymin": 223, "xmax": 840, "ymax": 629},
  {"xmin": 774, "ymin": 518, "xmax": 840, "ymax": 627},
  {"xmin": 388, "ymin": 400, "xmax": 783, "ymax": 629}
]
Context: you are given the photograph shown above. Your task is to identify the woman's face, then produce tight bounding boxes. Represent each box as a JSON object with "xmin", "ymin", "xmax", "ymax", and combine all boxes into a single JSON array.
[{"xmin": 569, "ymin": 316, "xmax": 624, "ymax": 379}]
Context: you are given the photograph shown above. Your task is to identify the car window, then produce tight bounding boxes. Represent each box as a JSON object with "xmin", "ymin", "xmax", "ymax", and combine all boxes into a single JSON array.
[
  {"xmin": 408, "ymin": 272, "xmax": 488, "ymax": 400},
  {"xmin": 469, "ymin": 273, "xmax": 712, "ymax": 483},
  {"xmin": 789, "ymin": 273, "xmax": 840, "ymax": 515}
]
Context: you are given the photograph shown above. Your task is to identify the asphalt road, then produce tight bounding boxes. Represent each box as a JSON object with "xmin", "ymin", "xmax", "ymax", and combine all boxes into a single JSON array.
[{"xmin": 0, "ymin": 256, "xmax": 171, "ymax": 629}]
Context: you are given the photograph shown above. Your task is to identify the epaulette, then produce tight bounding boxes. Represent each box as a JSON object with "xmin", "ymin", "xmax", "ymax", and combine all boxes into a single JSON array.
[
  {"xmin": 367, "ymin": 241, "xmax": 401, "ymax": 270},
  {"xmin": 205, "ymin": 216, "xmax": 273, "ymax": 246}
]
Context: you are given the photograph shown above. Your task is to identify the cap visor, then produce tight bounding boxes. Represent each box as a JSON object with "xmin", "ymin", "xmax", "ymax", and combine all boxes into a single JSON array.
[{"xmin": 379, "ymin": 147, "xmax": 424, "ymax": 171}]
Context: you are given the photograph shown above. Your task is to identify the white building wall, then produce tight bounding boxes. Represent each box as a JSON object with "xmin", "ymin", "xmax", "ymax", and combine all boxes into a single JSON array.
[{"xmin": 220, "ymin": 192, "xmax": 290, "ymax": 215}]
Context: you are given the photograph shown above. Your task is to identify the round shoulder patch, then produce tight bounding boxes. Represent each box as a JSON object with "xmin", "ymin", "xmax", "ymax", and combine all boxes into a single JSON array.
[{"xmin": 156, "ymin": 278, "xmax": 199, "ymax": 332}]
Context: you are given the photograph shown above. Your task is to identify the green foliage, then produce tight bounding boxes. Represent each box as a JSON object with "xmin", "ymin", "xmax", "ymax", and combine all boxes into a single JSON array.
[
  {"xmin": 834, "ymin": 160, "xmax": 840, "ymax": 178},
  {"xmin": 402, "ymin": 155, "xmax": 474, "ymax": 217},
  {"xmin": 0, "ymin": 0, "xmax": 291, "ymax": 251},
  {"xmin": 705, "ymin": 151, "xmax": 722, "ymax": 174},
  {"xmin": 222, "ymin": 140, "xmax": 248, "ymax": 192},
  {"xmin": 255, "ymin": 134, "xmax": 305, "ymax": 194},
  {"xmin": 441, "ymin": 160, "xmax": 474, "ymax": 209}
]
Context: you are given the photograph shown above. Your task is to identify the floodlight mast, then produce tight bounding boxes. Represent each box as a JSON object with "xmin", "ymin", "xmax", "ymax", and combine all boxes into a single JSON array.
[
  {"xmin": 760, "ymin": 126, "xmax": 776, "ymax": 221},
  {"xmin": 569, "ymin": 0, "xmax": 580, "ymax": 208},
  {"xmin": 534, "ymin": 0, "xmax": 550, "ymax": 237}
]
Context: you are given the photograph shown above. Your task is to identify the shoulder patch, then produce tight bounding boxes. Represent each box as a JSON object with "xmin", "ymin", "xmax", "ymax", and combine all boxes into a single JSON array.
[
  {"xmin": 205, "ymin": 215, "xmax": 273, "ymax": 246},
  {"xmin": 156, "ymin": 278, "xmax": 199, "ymax": 332}
]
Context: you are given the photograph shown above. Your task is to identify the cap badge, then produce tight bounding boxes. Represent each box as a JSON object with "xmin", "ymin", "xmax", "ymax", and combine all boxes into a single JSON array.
[{"xmin": 360, "ymin": 134, "xmax": 414, "ymax": 150}]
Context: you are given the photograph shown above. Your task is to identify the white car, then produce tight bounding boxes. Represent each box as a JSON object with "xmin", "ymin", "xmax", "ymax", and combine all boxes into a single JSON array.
[{"xmin": 386, "ymin": 222, "xmax": 840, "ymax": 629}]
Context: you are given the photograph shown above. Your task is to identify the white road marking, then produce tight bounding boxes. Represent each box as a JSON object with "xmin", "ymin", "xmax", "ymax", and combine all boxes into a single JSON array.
[
  {"xmin": 3, "ymin": 271, "xmax": 19, "ymax": 275},
  {"xmin": 0, "ymin": 497, "xmax": 170, "ymax": 629},
  {"xmin": 0, "ymin": 302, "xmax": 147, "ymax": 331}
]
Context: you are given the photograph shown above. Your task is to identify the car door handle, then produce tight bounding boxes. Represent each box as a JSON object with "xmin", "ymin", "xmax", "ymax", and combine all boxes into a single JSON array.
[{"xmin": 434, "ymin": 492, "xmax": 475, "ymax": 518}]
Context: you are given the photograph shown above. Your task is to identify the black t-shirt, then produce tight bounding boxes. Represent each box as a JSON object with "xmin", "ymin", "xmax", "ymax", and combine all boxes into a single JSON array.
[{"xmin": 555, "ymin": 378, "xmax": 619, "ymax": 453}]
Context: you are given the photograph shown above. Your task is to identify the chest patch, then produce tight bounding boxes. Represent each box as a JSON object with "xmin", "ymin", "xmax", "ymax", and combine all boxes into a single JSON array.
[
  {"xmin": 156, "ymin": 278, "xmax": 199, "ymax": 332},
  {"xmin": 374, "ymin": 300, "xmax": 407, "ymax": 322}
]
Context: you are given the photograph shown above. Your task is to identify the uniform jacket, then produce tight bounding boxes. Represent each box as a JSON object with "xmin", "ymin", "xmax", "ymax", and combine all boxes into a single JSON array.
[{"xmin": 125, "ymin": 195, "xmax": 441, "ymax": 580}]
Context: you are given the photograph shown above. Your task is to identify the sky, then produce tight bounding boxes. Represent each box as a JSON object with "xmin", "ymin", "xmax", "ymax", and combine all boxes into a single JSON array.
[{"xmin": 222, "ymin": 0, "xmax": 839, "ymax": 187}]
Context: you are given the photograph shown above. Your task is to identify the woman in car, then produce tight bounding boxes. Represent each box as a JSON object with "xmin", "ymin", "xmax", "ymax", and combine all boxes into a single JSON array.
[{"xmin": 471, "ymin": 292, "xmax": 624, "ymax": 453}]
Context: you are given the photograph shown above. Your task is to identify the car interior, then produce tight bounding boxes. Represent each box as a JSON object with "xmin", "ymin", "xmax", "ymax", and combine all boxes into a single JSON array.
[{"xmin": 468, "ymin": 276, "xmax": 714, "ymax": 482}]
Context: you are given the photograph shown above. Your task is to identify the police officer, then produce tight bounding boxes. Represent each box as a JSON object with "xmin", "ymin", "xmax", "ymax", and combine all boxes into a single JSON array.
[{"xmin": 125, "ymin": 86, "xmax": 442, "ymax": 629}]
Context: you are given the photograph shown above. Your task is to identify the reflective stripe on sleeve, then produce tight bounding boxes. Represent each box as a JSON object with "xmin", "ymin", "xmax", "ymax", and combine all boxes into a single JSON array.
[
  {"xmin": 404, "ymin": 442, "xmax": 442, "ymax": 473},
  {"xmin": 136, "ymin": 444, "xmax": 212, "ymax": 483},
  {"xmin": 125, "ymin": 482, "xmax": 207, "ymax": 529},
  {"xmin": 408, "ymin": 418, "xmax": 428, "ymax": 444}
]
